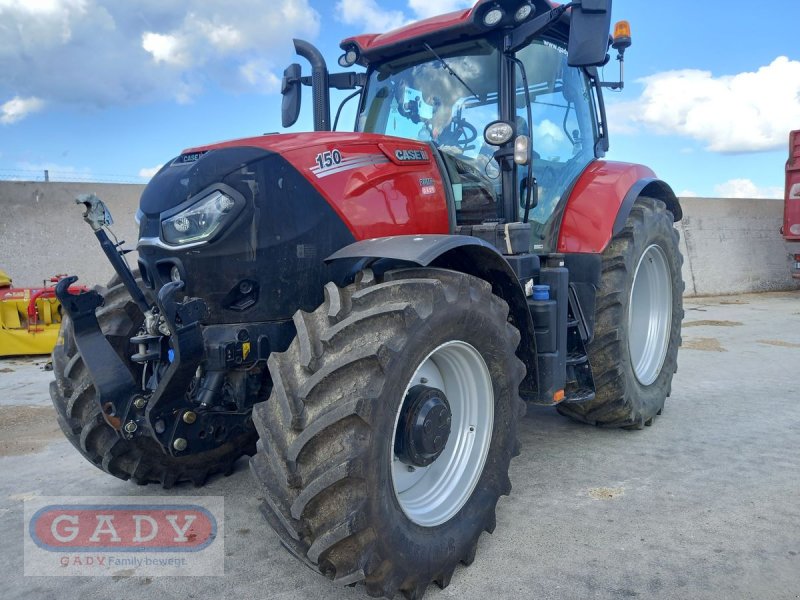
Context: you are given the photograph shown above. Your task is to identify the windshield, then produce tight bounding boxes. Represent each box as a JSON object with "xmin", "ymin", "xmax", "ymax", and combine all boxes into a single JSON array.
[
  {"xmin": 358, "ymin": 41, "xmax": 503, "ymax": 224},
  {"xmin": 358, "ymin": 41, "xmax": 500, "ymax": 164}
]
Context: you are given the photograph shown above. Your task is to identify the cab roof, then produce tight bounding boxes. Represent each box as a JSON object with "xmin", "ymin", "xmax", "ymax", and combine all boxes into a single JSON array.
[{"xmin": 340, "ymin": 0, "xmax": 562, "ymax": 66}]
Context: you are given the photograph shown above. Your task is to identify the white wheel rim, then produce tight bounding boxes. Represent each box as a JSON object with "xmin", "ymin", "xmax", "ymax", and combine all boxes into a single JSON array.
[
  {"xmin": 391, "ymin": 340, "xmax": 494, "ymax": 527},
  {"xmin": 628, "ymin": 243, "xmax": 673, "ymax": 386}
]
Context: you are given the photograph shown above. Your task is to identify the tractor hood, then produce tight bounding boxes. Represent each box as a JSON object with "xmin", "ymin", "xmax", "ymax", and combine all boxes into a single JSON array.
[
  {"xmin": 140, "ymin": 132, "xmax": 384, "ymax": 218},
  {"xmin": 138, "ymin": 132, "xmax": 451, "ymax": 238},
  {"xmin": 134, "ymin": 131, "xmax": 451, "ymax": 324}
]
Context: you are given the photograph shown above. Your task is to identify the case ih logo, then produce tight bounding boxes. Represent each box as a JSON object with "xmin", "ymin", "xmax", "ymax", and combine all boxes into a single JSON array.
[
  {"xmin": 29, "ymin": 505, "xmax": 216, "ymax": 552},
  {"xmin": 395, "ymin": 149, "xmax": 429, "ymax": 162},
  {"xmin": 24, "ymin": 496, "xmax": 224, "ymax": 576}
]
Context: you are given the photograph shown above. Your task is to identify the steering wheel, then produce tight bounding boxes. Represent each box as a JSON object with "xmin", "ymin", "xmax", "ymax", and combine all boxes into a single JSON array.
[{"xmin": 437, "ymin": 117, "xmax": 478, "ymax": 151}]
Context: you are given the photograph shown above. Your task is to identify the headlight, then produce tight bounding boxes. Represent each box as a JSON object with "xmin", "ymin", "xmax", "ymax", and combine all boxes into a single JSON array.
[{"xmin": 161, "ymin": 190, "xmax": 238, "ymax": 245}]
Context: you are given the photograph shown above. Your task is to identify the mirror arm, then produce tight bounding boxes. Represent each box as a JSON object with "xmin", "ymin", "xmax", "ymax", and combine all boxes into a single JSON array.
[
  {"xmin": 598, "ymin": 47, "xmax": 627, "ymax": 90},
  {"xmin": 329, "ymin": 72, "xmax": 367, "ymax": 91}
]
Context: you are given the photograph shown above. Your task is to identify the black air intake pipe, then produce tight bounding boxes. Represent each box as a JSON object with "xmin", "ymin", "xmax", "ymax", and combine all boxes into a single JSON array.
[{"xmin": 294, "ymin": 39, "xmax": 331, "ymax": 132}]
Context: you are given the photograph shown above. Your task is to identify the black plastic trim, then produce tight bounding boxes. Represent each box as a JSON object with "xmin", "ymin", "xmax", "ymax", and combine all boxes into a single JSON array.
[
  {"xmin": 325, "ymin": 234, "xmax": 501, "ymax": 266},
  {"xmin": 613, "ymin": 178, "xmax": 683, "ymax": 237},
  {"xmin": 430, "ymin": 146, "xmax": 458, "ymax": 234}
]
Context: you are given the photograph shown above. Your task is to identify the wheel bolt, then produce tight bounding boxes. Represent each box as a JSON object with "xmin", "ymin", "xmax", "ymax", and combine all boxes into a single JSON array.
[
  {"xmin": 124, "ymin": 421, "xmax": 138, "ymax": 434},
  {"xmin": 173, "ymin": 438, "xmax": 188, "ymax": 452},
  {"xmin": 182, "ymin": 411, "xmax": 197, "ymax": 424},
  {"xmin": 133, "ymin": 396, "xmax": 147, "ymax": 409}
]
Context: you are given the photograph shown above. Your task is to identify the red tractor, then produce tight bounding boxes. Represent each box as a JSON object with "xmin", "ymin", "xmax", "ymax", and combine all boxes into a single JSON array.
[
  {"xmin": 51, "ymin": 1, "xmax": 683, "ymax": 597},
  {"xmin": 785, "ymin": 129, "xmax": 800, "ymax": 279}
]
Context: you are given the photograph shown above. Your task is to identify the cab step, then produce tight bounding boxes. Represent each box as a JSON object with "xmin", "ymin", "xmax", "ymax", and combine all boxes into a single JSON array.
[{"xmin": 566, "ymin": 350, "xmax": 588, "ymax": 366}]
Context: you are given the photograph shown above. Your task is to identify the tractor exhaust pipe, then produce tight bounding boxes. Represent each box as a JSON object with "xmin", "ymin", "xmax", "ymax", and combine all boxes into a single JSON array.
[{"xmin": 294, "ymin": 39, "xmax": 331, "ymax": 132}]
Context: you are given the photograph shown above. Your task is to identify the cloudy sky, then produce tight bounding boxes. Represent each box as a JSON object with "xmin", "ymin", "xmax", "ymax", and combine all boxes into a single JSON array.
[{"xmin": 1, "ymin": 0, "xmax": 798, "ymax": 198}]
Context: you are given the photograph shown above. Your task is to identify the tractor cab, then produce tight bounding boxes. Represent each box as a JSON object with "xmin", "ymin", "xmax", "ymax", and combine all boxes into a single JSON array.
[{"xmin": 355, "ymin": 34, "xmax": 601, "ymax": 252}]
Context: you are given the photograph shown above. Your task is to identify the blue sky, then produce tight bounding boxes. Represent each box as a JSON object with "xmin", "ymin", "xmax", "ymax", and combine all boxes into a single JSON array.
[{"xmin": 1, "ymin": 0, "xmax": 798, "ymax": 197}]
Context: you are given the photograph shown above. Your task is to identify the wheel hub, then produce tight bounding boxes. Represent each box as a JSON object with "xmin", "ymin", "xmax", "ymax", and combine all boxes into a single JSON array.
[
  {"xmin": 395, "ymin": 385, "xmax": 452, "ymax": 467},
  {"xmin": 391, "ymin": 340, "xmax": 494, "ymax": 527}
]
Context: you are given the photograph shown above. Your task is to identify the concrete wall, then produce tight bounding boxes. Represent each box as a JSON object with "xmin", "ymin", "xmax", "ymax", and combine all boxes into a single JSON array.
[
  {"xmin": 0, "ymin": 181, "xmax": 143, "ymax": 287},
  {"xmin": 677, "ymin": 197, "xmax": 800, "ymax": 296},
  {"xmin": 1, "ymin": 181, "xmax": 798, "ymax": 295}
]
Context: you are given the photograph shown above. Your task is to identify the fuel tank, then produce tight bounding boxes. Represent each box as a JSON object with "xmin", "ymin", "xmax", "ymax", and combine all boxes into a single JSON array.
[{"xmin": 136, "ymin": 133, "xmax": 451, "ymax": 325}]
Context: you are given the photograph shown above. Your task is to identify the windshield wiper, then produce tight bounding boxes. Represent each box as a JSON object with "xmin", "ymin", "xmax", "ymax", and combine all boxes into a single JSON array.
[{"xmin": 423, "ymin": 43, "xmax": 481, "ymax": 101}]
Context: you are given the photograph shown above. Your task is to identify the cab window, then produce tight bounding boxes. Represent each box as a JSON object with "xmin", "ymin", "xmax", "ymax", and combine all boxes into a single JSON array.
[{"xmin": 516, "ymin": 39, "xmax": 597, "ymax": 251}]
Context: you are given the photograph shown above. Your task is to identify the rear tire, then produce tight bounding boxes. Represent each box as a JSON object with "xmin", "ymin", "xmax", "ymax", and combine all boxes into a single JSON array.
[
  {"xmin": 558, "ymin": 197, "xmax": 684, "ymax": 428},
  {"xmin": 50, "ymin": 278, "xmax": 256, "ymax": 487},
  {"xmin": 250, "ymin": 268, "xmax": 525, "ymax": 598}
]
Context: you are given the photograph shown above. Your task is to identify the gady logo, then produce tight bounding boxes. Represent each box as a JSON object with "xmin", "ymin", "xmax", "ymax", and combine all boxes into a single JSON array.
[{"xmin": 29, "ymin": 504, "xmax": 216, "ymax": 552}]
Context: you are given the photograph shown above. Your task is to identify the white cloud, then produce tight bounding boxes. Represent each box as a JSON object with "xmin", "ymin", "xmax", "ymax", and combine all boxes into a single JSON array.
[
  {"xmin": 714, "ymin": 178, "xmax": 783, "ymax": 199},
  {"xmin": 678, "ymin": 189, "xmax": 698, "ymax": 198},
  {"xmin": 0, "ymin": 0, "xmax": 320, "ymax": 111},
  {"xmin": 1, "ymin": 96, "xmax": 45, "ymax": 124},
  {"xmin": 138, "ymin": 165, "xmax": 163, "ymax": 179},
  {"xmin": 239, "ymin": 60, "xmax": 282, "ymax": 94},
  {"xmin": 611, "ymin": 57, "xmax": 800, "ymax": 153},
  {"xmin": 141, "ymin": 32, "xmax": 188, "ymax": 67},
  {"xmin": 336, "ymin": 0, "xmax": 476, "ymax": 33},
  {"xmin": 407, "ymin": 0, "xmax": 475, "ymax": 19},
  {"xmin": 337, "ymin": 0, "xmax": 406, "ymax": 32}
]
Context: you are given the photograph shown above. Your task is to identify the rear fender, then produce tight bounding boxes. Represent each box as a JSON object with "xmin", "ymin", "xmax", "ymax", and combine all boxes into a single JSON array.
[
  {"xmin": 557, "ymin": 161, "xmax": 682, "ymax": 254},
  {"xmin": 326, "ymin": 235, "xmax": 539, "ymax": 396}
]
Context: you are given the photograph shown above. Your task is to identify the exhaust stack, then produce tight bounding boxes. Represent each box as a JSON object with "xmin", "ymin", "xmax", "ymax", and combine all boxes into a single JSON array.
[{"xmin": 294, "ymin": 39, "xmax": 331, "ymax": 132}]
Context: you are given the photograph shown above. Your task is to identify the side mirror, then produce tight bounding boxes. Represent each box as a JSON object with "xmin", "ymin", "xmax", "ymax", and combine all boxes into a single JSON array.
[
  {"xmin": 567, "ymin": 0, "xmax": 613, "ymax": 67},
  {"xmin": 281, "ymin": 63, "xmax": 302, "ymax": 128}
]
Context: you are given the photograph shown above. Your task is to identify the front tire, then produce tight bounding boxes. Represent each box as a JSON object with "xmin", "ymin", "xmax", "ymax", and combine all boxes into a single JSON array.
[
  {"xmin": 250, "ymin": 268, "xmax": 525, "ymax": 598},
  {"xmin": 558, "ymin": 197, "xmax": 684, "ymax": 428}
]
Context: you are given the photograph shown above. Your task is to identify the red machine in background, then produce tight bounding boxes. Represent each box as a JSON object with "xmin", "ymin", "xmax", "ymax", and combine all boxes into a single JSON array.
[{"xmin": 785, "ymin": 130, "xmax": 800, "ymax": 279}]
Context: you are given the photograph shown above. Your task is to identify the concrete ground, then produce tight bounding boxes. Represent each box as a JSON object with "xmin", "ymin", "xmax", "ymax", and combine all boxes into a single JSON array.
[{"xmin": 0, "ymin": 291, "xmax": 798, "ymax": 599}]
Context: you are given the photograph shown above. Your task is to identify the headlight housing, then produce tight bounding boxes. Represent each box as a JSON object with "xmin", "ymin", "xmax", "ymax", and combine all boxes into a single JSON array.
[{"xmin": 161, "ymin": 189, "xmax": 239, "ymax": 245}]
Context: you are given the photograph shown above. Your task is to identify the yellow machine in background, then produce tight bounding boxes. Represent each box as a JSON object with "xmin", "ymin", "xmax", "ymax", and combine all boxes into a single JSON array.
[{"xmin": 0, "ymin": 269, "xmax": 81, "ymax": 357}]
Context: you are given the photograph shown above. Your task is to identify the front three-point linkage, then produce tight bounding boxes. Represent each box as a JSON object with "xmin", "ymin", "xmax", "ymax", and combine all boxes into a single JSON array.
[{"xmin": 56, "ymin": 195, "xmax": 217, "ymax": 457}]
